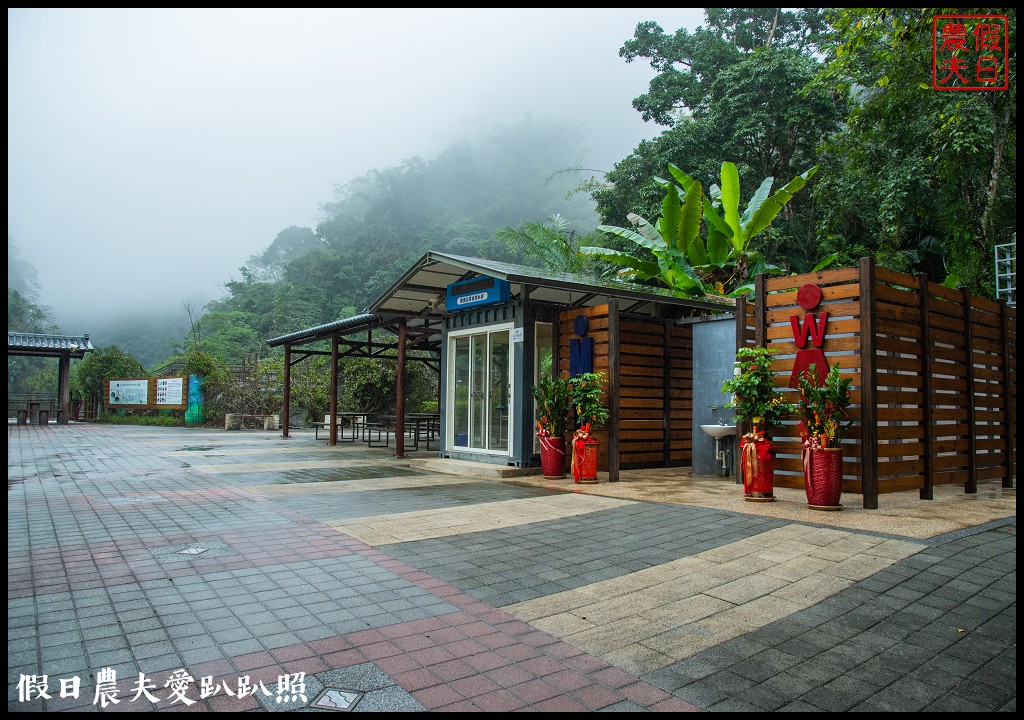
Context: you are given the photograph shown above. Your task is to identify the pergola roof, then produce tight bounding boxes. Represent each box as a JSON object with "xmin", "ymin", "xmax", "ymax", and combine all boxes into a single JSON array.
[
  {"xmin": 370, "ymin": 251, "xmax": 736, "ymax": 318},
  {"xmin": 8, "ymin": 332, "xmax": 94, "ymax": 359},
  {"xmin": 266, "ymin": 251, "xmax": 737, "ymax": 360},
  {"xmin": 264, "ymin": 313, "xmax": 440, "ymax": 372},
  {"xmin": 267, "ymin": 313, "xmax": 384, "ymax": 348}
]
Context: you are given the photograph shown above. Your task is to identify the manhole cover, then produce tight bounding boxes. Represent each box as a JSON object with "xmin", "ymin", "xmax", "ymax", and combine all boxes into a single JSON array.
[
  {"xmin": 311, "ymin": 689, "xmax": 363, "ymax": 711},
  {"xmin": 108, "ymin": 495, "xmax": 166, "ymax": 506},
  {"xmin": 176, "ymin": 547, "xmax": 208, "ymax": 555},
  {"xmin": 181, "ymin": 446, "xmax": 216, "ymax": 452},
  {"xmin": 150, "ymin": 540, "xmax": 236, "ymax": 562}
]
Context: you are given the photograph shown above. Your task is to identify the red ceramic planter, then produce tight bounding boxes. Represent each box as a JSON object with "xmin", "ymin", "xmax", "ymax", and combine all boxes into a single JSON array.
[
  {"xmin": 740, "ymin": 438, "xmax": 776, "ymax": 502},
  {"xmin": 540, "ymin": 435, "xmax": 566, "ymax": 478}
]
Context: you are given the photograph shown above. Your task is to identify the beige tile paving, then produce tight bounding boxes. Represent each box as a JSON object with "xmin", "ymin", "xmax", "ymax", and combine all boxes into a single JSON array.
[
  {"xmin": 192, "ymin": 458, "xmax": 398, "ymax": 473},
  {"xmin": 245, "ymin": 473, "xmax": 484, "ymax": 496},
  {"xmin": 326, "ymin": 494, "xmax": 634, "ymax": 545},
  {"xmin": 507, "ymin": 470, "xmax": 1015, "ymax": 540},
  {"xmin": 161, "ymin": 445, "xmax": 348, "ymax": 457},
  {"xmin": 503, "ymin": 524, "xmax": 924, "ymax": 675}
]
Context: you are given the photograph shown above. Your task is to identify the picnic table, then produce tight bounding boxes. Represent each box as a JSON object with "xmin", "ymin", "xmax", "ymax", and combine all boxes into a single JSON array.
[
  {"xmin": 385, "ymin": 413, "xmax": 440, "ymax": 451},
  {"xmin": 314, "ymin": 412, "xmax": 367, "ymax": 442}
]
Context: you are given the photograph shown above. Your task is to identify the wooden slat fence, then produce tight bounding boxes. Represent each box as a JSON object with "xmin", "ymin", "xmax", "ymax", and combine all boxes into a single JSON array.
[
  {"xmin": 558, "ymin": 305, "xmax": 693, "ymax": 470},
  {"xmin": 755, "ymin": 257, "xmax": 1016, "ymax": 508}
]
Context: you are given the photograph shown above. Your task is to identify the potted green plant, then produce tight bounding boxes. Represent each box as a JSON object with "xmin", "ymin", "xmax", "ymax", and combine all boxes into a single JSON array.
[
  {"xmin": 722, "ymin": 347, "xmax": 794, "ymax": 501},
  {"xmin": 531, "ymin": 375, "xmax": 573, "ymax": 478},
  {"xmin": 796, "ymin": 362, "xmax": 855, "ymax": 510},
  {"xmin": 569, "ymin": 372, "xmax": 610, "ymax": 483}
]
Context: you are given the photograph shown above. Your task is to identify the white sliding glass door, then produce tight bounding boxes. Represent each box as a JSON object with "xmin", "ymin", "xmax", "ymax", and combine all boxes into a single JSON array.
[{"xmin": 448, "ymin": 325, "xmax": 512, "ymax": 454}]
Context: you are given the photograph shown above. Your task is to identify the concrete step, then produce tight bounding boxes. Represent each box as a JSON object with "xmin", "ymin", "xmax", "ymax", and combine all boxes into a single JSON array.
[{"xmin": 411, "ymin": 457, "xmax": 543, "ymax": 479}]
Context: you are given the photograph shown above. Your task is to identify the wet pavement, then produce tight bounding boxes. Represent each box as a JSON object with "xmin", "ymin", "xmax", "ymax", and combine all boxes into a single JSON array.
[{"xmin": 7, "ymin": 423, "xmax": 1016, "ymax": 712}]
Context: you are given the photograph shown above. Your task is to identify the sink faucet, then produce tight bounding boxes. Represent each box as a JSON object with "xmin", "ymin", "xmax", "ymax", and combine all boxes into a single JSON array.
[{"xmin": 719, "ymin": 418, "xmax": 728, "ymax": 425}]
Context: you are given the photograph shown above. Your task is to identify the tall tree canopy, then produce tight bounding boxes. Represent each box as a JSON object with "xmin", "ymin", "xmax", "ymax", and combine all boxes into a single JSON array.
[
  {"xmin": 593, "ymin": 8, "xmax": 1014, "ymax": 294},
  {"xmin": 810, "ymin": 7, "xmax": 1016, "ymax": 292},
  {"xmin": 594, "ymin": 9, "xmax": 844, "ymax": 274}
]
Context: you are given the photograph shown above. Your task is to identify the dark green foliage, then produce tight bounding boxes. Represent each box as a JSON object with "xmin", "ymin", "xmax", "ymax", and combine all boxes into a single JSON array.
[
  {"xmin": 532, "ymin": 375, "xmax": 573, "ymax": 436},
  {"xmin": 597, "ymin": 11, "xmax": 845, "ymax": 276},
  {"xmin": 72, "ymin": 347, "xmax": 146, "ymax": 403},
  {"xmin": 599, "ymin": 8, "xmax": 1014, "ymax": 295},
  {"xmin": 8, "ymin": 287, "xmax": 62, "ymax": 395},
  {"xmin": 722, "ymin": 347, "xmax": 794, "ymax": 435},
  {"xmin": 810, "ymin": 7, "xmax": 1016, "ymax": 294},
  {"xmin": 96, "ymin": 412, "xmax": 185, "ymax": 427}
]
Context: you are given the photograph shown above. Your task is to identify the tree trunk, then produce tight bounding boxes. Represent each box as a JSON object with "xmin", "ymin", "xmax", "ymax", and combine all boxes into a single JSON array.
[{"xmin": 980, "ymin": 98, "xmax": 1012, "ymax": 240}]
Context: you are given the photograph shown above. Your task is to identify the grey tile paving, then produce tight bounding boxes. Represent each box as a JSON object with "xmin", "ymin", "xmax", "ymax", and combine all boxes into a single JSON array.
[{"xmin": 6, "ymin": 424, "xmax": 1015, "ymax": 713}]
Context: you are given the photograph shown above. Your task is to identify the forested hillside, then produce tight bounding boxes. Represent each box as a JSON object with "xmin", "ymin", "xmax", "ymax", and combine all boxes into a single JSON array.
[
  {"xmin": 9, "ymin": 8, "xmax": 1014, "ymax": 410},
  {"xmin": 179, "ymin": 115, "xmax": 602, "ymax": 364}
]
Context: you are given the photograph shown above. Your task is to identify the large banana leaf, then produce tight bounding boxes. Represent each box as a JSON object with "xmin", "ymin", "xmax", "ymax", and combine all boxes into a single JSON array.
[
  {"xmin": 660, "ymin": 184, "xmax": 681, "ymax": 249},
  {"xmin": 656, "ymin": 248, "xmax": 706, "ymax": 295},
  {"xmin": 739, "ymin": 176, "xmax": 774, "ymax": 233},
  {"xmin": 718, "ymin": 162, "xmax": 743, "ymax": 251},
  {"xmin": 626, "ymin": 214, "xmax": 665, "ymax": 246},
  {"xmin": 679, "ymin": 180, "xmax": 705, "ymax": 266},
  {"xmin": 578, "ymin": 246, "xmax": 659, "ymax": 280},
  {"xmin": 666, "ymin": 163, "xmax": 696, "ymax": 192},
  {"xmin": 743, "ymin": 166, "xmax": 819, "ymax": 242},
  {"xmin": 594, "ymin": 224, "xmax": 664, "ymax": 254}
]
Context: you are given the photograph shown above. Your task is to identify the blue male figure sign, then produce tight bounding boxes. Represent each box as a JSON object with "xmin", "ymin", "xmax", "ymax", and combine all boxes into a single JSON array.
[{"xmin": 569, "ymin": 314, "xmax": 593, "ymax": 377}]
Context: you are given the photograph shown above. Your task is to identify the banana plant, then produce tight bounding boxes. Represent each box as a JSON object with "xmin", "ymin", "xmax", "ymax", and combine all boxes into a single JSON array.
[
  {"xmin": 580, "ymin": 179, "xmax": 713, "ymax": 298},
  {"xmin": 582, "ymin": 161, "xmax": 818, "ymax": 298}
]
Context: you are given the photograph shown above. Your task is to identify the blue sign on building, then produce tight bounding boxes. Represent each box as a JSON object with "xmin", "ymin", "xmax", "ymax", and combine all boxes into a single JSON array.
[{"xmin": 445, "ymin": 276, "xmax": 510, "ymax": 312}]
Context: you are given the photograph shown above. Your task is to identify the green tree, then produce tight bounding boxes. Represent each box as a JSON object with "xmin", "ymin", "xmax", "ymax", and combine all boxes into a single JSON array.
[
  {"xmin": 496, "ymin": 214, "xmax": 603, "ymax": 274},
  {"xmin": 810, "ymin": 7, "xmax": 1016, "ymax": 294},
  {"xmin": 583, "ymin": 161, "xmax": 817, "ymax": 297},
  {"xmin": 596, "ymin": 10, "xmax": 844, "ymax": 274},
  {"xmin": 72, "ymin": 346, "xmax": 145, "ymax": 404}
]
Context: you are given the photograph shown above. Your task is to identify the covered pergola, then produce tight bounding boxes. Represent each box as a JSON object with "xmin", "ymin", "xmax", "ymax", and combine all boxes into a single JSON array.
[
  {"xmin": 269, "ymin": 252, "xmax": 734, "ymax": 472},
  {"xmin": 267, "ymin": 313, "xmax": 442, "ymax": 455},
  {"xmin": 8, "ymin": 332, "xmax": 94, "ymax": 424}
]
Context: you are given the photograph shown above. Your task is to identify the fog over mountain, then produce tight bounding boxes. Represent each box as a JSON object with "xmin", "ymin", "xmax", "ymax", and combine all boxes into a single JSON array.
[{"xmin": 8, "ymin": 8, "xmax": 704, "ymax": 332}]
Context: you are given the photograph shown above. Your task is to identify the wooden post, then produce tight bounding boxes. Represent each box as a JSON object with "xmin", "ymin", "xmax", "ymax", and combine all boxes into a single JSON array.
[
  {"xmin": 608, "ymin": 299, "xmax": 620, "ymax": 482},
  {"xmin": 57, "ymin": 351, "xmax": 71, "ymax": 425},
  {"xmin": 663, "ymin": 320, "xmax": 671, "ymax": 467},
  {"xmin": 1000, "ymin": 300, "xmax": 1015, "ymax": 488},
  {"xmin": 329, "ymin": 335, "xmax": 339, "ymax": 446},
  {"xmin": 918, "ymin": 274, "xmax": 933, "ymax": 499},
  {"xmin": 735, "ymin": 294, "xmax": 748, "ymax": 352},
  {"xmin": 754, "ymin": 275, "xmax": 767, "ymax": 348},
  {"xmin": 282, "ymin": 345, "xmax": 291, "ymax": 438},
  {"xmin": 858, "ymin": 257, "xmax": 879, "ymax": 509},
  {"xmin": 734, "ymin": 294, "xmax": 748, "ymax": 475},
  {"xmin": 964, "ymin": 289, "xmax": 977, "ymax": 494},
  {"xmin": 395, "ymin": 319, "xmax": 407, "ymax": 458}
]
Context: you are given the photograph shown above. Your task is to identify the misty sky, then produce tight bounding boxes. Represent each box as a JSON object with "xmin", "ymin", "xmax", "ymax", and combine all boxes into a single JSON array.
[{"xmin": 8, "ymin": 8, "xmax": 705, "ymax": 329}]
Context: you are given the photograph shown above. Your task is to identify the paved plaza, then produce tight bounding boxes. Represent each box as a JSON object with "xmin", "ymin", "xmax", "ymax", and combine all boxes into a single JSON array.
[{"xmin": 7, "ymin": 423, "xmax": 1016, "ymax": 712}]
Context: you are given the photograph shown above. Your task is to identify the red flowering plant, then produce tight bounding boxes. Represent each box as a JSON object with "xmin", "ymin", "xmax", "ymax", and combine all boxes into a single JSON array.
[
  {"xmin": 569, "ymin": 372, "xmax": 610, "ymax": 443},
  {"xmin": 796, "ymin": 362, "xmax": 855, "ymax": 450},
  {"xmin": 531, "ymin": 375, "xmax": 572, "ymax": 440},
  {"xmin": 722, "ymin": 347, "xmax": 793, "ymax": 441}
]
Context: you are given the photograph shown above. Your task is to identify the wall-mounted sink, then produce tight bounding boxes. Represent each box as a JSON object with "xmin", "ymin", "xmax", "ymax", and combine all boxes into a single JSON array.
[{"xmin": 700, "ymin": 424, "xmax": 737, "ymax": 440}]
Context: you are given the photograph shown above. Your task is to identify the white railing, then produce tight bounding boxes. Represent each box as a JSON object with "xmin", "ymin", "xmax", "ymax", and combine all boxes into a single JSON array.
[{"xmin": 995, "ymin": 239, "xmax": 1015, "ymax": 306}]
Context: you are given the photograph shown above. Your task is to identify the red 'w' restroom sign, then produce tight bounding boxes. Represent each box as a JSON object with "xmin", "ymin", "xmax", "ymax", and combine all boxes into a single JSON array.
[{"xmin": 789, "ymin": 283, "xmax": 829, "ymax": 388}]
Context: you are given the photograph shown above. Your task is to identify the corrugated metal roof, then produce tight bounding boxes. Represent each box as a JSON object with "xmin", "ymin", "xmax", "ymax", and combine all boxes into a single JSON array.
[
  {"xmin": 370, "ymin": 252, "xmax": 736, "ymax": 316},
  {"xmin": 268, "ymin": 253, "xmax": 737, "ymax": 348},
  {"xmin": 267, "ymin": 313, "xmax": 382, "ymax": 347},
  {"xmin": 7, "ymin": 332, "xmax": 94, "ymax": 357}
]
